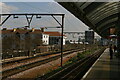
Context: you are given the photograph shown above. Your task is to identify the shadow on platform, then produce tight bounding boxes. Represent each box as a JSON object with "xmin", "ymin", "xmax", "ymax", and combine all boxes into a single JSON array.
[{"xmin": 82, "ymin": 48, "xmax": 120, "ymax": 80}]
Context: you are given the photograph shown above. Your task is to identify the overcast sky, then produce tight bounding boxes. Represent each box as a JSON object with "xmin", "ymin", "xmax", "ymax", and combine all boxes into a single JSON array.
[{"xmin": 0, "ymin": 1, "xmax": 93, "ymax": 34}]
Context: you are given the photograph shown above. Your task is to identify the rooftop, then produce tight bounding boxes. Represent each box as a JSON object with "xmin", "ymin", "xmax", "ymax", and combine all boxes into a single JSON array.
[
  {"xmin": 2, "ymin": 28, "xmax": 42, "ymax": 34},
  {"xmin": 43, "ymin": 31, "xmax": 65, "ymax": 37}
]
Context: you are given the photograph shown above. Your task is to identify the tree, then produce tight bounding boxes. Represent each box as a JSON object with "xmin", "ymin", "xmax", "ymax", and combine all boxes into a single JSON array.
[{"xmin": 2, "ymin": 36, "xmax": 13, "ymax": 51}]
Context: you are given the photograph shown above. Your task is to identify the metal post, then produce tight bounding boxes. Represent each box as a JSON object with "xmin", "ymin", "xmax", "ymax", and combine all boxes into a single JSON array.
[
  {"xmin": 61, "ymin": 14, "xmax": 64, "ymax": 67},
  {"xmin": 117, "ymin": 3, "xmax": 120, "ymax": 57},
  {"xmin": 25, "ymin": 15, "xmax": 34, "ymax": 28},
  {"xmin": 115, "ymin": 2, "xmax": 120, "ymax": 58}
]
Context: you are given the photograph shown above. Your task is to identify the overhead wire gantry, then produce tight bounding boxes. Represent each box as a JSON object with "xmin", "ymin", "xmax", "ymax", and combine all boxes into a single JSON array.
[{"xmin": 0, "ymin": 13, "xmax": 65, "ymax": 67}]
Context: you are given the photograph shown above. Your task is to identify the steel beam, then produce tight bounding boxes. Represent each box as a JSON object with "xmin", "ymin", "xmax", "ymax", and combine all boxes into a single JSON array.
[
  {"xmin": 117, "ymin": 2, "xmax": 120, "ymax": 57},
  {"xmin": 61, "ymin": 14, "xmax": 64, "ymax": 67}
]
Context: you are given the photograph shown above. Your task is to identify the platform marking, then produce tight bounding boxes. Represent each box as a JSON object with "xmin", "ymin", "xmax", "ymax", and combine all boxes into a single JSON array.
[{"xmin": 81, "ymin": 49, "xmax": 108, "ymax": 80}]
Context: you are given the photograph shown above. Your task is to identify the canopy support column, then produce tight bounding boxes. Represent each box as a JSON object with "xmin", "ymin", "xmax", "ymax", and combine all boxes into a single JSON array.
[{"xmin": 117, "ymin": 11, "xmax": 120, "ymax": 58}]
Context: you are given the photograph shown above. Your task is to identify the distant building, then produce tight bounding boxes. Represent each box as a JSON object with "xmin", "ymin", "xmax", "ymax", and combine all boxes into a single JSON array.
[
  {"xmin": 2, "ymin": 28, "xmax": 42, "ymax": 50},
  {"xmin": 43, "ymin": 32, "xmax": 66, "ymax": 45},
  {"xmin": 99, "ymin": 38, "xmax": 109, "ymax": 46},
  {"xmin": 2, "ymin": 28, "xmax": 67, "ymax": 58},
  {"xmin": 64, "ymin": 32, "xmax": 85, "ymax": 44},
  {"xmin": 42, "ymin": 33, "xmax": 49, "ymax": 45},
  {"xmin": 2, "ymin": 28, "xmax": 66, "ymax": 51},
  {"xmin": 85, "ymin": 31, "xmax": 94, "ymax": 44}
]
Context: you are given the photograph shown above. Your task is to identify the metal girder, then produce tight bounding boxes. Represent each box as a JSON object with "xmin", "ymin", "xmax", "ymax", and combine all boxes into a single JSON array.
[
  {"xmin": 51, "ymin": 15, "xmax": 62, "ymax": 26},
  {"xmin": 97, "ymin": 17, "xmax": 118, "ymax": 30},
  {"xmin": 99, "ymin": 21, "xmax": 117, "ymax": 32},
  {"xmin": 90, "ymin": 7, "xmax": 119, "ymax": 24},
  {"xmin": 0, "ymin": 13, "xmax": 64, "ymax": 27},
  {"xmin": 100, "ymin": 24, "xmax": 116, "ymax": 34},
  {"xmin": 87, "ymin": 2, "xmax": 118, "ymax": 18},
  {"xmin": 58, "ymin": 2, "xmax": 96, "ymax": 30},
  {"xmin": 83, "ymin": 2, "xmax": 105, "ymax": 15},
  {"xmin": 25, "ymin": 15, "xmax": 34, "ymax": 27},
  {"xmin": 0, "ymin": 15, "xmax": 11, "ymax": 26},
  {"xmin": 58, "ymin": 2, "xmax": 120, "ymax": 38},
  {"xmin": 96, "ymin": 13, "xmax": 118, "ymax": 27},
  {"xmin": 80, "ymin": 2, "xmax": 92, "ymax": 10}
]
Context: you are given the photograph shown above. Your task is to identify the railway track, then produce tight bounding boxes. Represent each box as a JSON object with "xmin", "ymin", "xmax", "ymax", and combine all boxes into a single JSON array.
[
  {"xmin": 2, "ymin": 49, "xmax": 75, "ymax": 67},
  {"xmin": 2, "ymin": 49, "xmax": 82, "ymax": 79},
  {"xmin": 45, "ymin": 48, "xmax": 105, "ymax": 80},
  {"xmin": 2, "ymin": 48, "xmax": 82, "ymax": 71}
]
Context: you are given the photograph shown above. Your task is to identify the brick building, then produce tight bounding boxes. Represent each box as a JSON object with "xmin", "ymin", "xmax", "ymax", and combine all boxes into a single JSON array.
[{"xmin": 2, "ymin": 28, "xmax": 42, "ymax": 51}]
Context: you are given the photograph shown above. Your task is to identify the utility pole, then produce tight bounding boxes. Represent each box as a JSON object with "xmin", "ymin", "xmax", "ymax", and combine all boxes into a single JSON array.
[{"xmin": 61, "ymin": 14, "xmax": 65, "ymax": 67}]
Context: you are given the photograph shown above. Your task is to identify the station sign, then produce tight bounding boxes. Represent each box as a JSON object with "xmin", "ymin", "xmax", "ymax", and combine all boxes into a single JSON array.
[{"xmin": 110, "ymin": 28, "xmax": 116, "ymax": 34}]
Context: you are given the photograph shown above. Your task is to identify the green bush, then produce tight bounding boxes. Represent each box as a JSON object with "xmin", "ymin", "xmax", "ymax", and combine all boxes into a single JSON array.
[{"xmin": 77, "ymin": 53, "xmax": 85, "ymax": 59}]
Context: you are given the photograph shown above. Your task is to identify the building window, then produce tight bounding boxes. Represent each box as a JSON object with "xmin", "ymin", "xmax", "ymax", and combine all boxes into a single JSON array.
[{"xmin": 70, "ymin": 40, "xmax": 72, "ymax": 42}]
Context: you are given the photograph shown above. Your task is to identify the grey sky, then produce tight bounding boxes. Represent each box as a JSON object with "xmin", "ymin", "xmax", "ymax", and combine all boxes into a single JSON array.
[
  {"xmin": 1, "ymin": 2, "xmax": 89, "ymax": 32},
  {"xmin": 2, "ymin": 0, "xmax": 54, "ymax": 2}
]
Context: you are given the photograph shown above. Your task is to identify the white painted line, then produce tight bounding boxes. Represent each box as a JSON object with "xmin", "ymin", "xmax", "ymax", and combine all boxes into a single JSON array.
[{"xmin": 81, "ymin": 49, "xmax": 107, "ymax": 80}]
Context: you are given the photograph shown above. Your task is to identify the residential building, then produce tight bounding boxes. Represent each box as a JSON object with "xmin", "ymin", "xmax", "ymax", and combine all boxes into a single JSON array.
[
  {"xmin": 1, "ymin": 28, "xmax": 66, "ymax": 58},
  {"xmin": 42, "ymin": 33, "xmax": 49, "ymax": 45},
  {"xmin": 64, "ymin": 32, "xmax": 85, "ymax": 44},
  {"xmin": 43, "ymin": 32, "xmax": 66, "ymax": 45},
  {"xmin": 2, "ymin": 28, "xmax": 66, "ymax": 51},
  {"xmin": 2, "ymin": 28, "xmax": 42, "ymax": 51}
]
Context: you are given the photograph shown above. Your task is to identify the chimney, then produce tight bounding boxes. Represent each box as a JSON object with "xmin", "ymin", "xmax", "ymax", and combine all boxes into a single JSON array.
[
  {"xmin": 13, "ymin": 28, "xmax": 16, "ymax": 32},
  {"xmin": 2, "ymin": 28, "xmax": 7, "ymax": 30},
  {"xmin": 41, "ymin": 28, "xmax": 44, "ymax": 32},
  {"xmin": 32, "ymin": 28, "xmax": 35, "ymax": 32}
]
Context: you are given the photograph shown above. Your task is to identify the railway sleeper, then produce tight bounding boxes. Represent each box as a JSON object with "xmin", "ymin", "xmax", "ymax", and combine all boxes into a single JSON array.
[{"xmin": 46, "ymin": 48, "xmax": 105, "ymax": 80}]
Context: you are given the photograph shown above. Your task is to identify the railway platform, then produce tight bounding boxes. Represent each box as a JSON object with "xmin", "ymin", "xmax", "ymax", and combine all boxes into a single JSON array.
[{"xmin": 82, "ymin": 48, "xmax": 120, "ymax": 80}]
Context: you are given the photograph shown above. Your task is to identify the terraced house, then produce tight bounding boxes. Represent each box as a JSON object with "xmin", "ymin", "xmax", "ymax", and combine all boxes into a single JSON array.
[
  {"xmin": 2, "ymin": 28, "xmax": 42, "ymax": 51},
  {"xmin": 2, "ymin": 28, "xmax": 66, "ymax": 51}
]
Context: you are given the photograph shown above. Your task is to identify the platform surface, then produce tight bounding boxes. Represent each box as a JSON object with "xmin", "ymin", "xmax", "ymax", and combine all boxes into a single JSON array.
[{"xmin": 82, "ymin": 48, "xmax": 120, "ymax": 80}]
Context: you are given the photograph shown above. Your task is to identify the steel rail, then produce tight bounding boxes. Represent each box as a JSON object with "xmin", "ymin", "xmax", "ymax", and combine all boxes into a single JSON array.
[
  {"xmin": 46, "ymin": 48, "xmax": 105, "ymax": 80},
  {"xmin": 2, "ymin": 49, "xmax": 82, "ymax": 80},
  {"xmin": 2, "ymin": 48, "xmax": 78, "ymax": 67}
]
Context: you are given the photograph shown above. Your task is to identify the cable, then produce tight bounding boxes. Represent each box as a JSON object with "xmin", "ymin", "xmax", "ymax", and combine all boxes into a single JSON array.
[{"xmin": 19, "ymin": 2, "xmax": 62, "ymax": 29}]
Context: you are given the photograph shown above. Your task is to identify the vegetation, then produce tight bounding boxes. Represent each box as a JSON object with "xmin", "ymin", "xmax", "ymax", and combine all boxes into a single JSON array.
[
  {"xmin": 38, "ymin": 47, "xmax": 100, "ymax": 79},
  {"xmin": 2, "ymin": 32, "xmax": 43, "ymax": 58}
]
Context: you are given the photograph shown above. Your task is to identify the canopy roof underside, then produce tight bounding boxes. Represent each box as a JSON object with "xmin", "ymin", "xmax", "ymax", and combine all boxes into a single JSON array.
[{"xmin": 58, "ymin": 2, "xmax": 120, "ymax": 38}]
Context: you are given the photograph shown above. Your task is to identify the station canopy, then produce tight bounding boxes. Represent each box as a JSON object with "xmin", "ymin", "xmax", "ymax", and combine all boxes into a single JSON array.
[{"xmin": 57, "ymin": 2, "xmax": 120, "ymax": 38}]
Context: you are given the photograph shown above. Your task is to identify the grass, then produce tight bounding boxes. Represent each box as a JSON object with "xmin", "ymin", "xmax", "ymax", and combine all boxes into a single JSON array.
[{"xmin": 36, "ymin": 47, "xmax": 100, "ymax": 79}]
